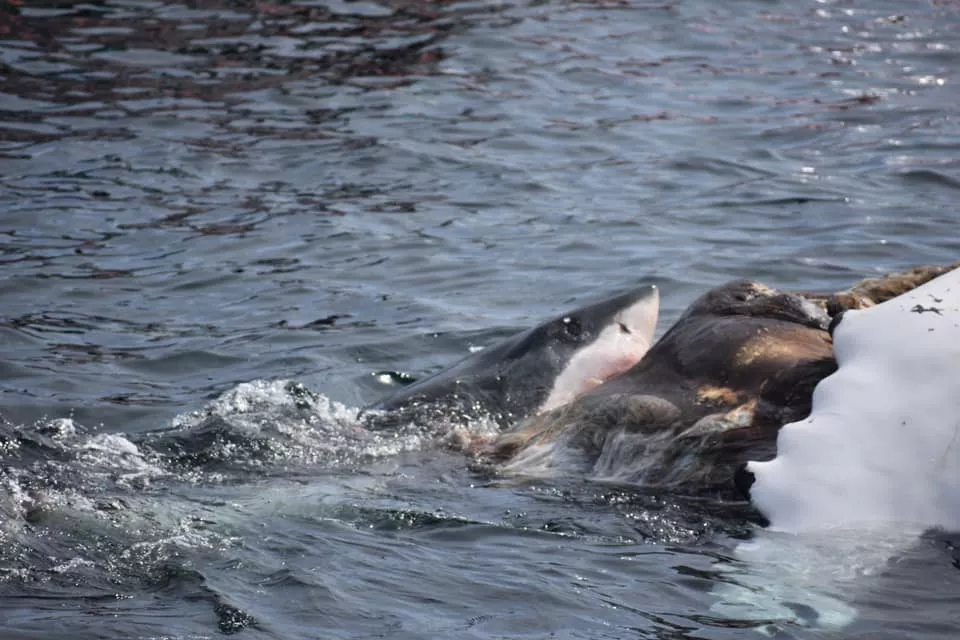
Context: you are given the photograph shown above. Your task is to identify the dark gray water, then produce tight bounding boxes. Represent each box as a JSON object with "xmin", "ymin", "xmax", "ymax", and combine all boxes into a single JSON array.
[{"xmin": 2, "ymin": 0, "xmax": 960, "ymax": 638}]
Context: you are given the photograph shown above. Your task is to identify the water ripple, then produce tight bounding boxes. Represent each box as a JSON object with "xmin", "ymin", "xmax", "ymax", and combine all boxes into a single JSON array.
[{"xmin": 2, "ymin": 0, "xmax": 960, "ymax": 637}]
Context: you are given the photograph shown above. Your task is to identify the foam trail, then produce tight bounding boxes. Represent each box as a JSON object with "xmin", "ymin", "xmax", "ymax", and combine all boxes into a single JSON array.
[{"xmin": 712, "ymin": 267, "xmax": 960, "ymax": 631}]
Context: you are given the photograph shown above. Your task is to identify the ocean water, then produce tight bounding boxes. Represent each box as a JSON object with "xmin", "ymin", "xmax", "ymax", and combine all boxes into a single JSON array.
[{"xmin": 2, "ymin": 0, "xmax": 960, "ymax": 638}]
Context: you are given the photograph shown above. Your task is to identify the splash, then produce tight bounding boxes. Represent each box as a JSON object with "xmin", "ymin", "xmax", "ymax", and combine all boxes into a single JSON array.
[
  {"xmin": 0, "ymin": 416, "xmax": 234, "ymax": 589},
  {"xmin": 159, "ymin": 379, "xmax": 498, "ymax": 471},
  {"xmin": 712, "ymin": 267, "xmax": 960, "ymax": 631}
]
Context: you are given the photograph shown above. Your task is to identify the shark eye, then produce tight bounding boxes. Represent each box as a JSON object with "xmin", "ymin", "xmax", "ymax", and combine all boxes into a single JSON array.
[
  {"xmin": 618, "ymin": 321, "xmax": 631, "ymax": 334},
  {"xmin": 561, "ymin": 316, "xmax": 583, "ymax": 340}
]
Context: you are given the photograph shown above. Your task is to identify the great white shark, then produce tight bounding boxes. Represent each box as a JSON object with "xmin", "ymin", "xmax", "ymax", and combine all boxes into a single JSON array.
[{"xmin": 368, "ymin": 284, "xmax": 660, "ymax": 427}]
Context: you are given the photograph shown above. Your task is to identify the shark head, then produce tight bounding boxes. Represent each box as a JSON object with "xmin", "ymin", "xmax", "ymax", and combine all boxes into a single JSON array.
[
  {"xmin": 482, "ymin": 283, "xmax": 660, "ymax": 420},
  {"xmin": 372, "ymin": 284, "xmax": 659, "ymax": 426},
  {"xmin": 535, "ymin": 285, "xmax": 660, "ymax": 413}
]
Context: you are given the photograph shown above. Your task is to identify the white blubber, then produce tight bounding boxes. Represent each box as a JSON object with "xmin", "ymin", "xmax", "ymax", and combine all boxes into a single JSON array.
[
  {"xmin": 749, "ymin": 266, "xmax": 960, "ymax": 531},
  {"xmin": 712, "ymin": 266, "xmax": 960, "ymax": 631}
]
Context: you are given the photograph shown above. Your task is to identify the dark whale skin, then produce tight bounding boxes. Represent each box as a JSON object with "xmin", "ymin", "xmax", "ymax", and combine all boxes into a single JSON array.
[{"xmin": 489, "ymin": 281, "xmax": 838, "ymax": 496}]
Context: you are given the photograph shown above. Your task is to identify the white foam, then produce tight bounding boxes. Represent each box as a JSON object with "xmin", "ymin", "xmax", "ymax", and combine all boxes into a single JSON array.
[
  {"xmin": 171, "ymin": 379, "xmax": 341, "ymax": 429},
  {"xmin": 171, "ymin": 379, "xmax": 504, "ymax": 469},
  {"xmin": 78, "ymin": 433, "xmax": 168, "ymax": 488}
]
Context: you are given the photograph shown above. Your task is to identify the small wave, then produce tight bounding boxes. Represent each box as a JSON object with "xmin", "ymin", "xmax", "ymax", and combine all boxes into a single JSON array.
[
  {"xmin": 145, "ymin": 379, "xmax": 500, "ymax": 475},
  {"xmin": 0, "ymin": 415, "xmax": 230, "ymax": 589}
]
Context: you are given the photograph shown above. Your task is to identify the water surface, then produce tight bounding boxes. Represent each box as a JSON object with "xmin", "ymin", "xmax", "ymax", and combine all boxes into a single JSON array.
[{"xmin": 2, "ymin": 0, "xmax": 960, "ymax": 638}]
